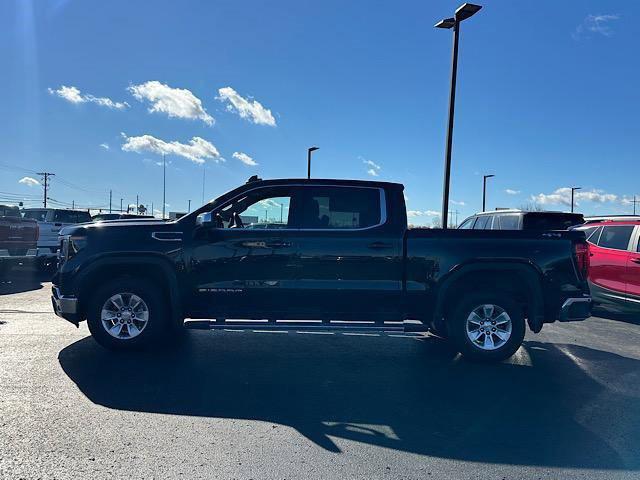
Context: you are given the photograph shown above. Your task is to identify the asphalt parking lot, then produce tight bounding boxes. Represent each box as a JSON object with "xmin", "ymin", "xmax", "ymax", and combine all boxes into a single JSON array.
[{"xmin": 2, "ymin": 269, "xmax": 640, "ymax": 479}]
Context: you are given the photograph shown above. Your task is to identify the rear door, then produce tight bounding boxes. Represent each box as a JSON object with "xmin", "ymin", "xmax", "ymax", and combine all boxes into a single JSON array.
[
  {"xmin": 293, "ymin": 185, "xmax": 403, "ymax": 318},
  {"xmin": 625, "ymin": 226, "xmax": 640, "ymax": 310}
]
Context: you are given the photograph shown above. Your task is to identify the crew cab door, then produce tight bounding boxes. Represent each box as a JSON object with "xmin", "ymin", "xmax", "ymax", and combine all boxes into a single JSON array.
[
  {"xmin": 292, "ymin": 185, "xmax": 403, "ymax": 318},
  {"xmin": 188, "ymin": 186, "xmax": 304, "ymax": 317}
]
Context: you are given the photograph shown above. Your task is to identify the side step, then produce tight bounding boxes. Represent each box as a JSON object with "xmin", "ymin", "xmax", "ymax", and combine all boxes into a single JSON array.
[{"xmin": 183, "ymin": 319, "xmax": 416, "ymax": 333}]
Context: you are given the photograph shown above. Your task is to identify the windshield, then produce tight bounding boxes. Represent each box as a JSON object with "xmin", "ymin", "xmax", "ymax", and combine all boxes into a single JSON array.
[
  {"xmin": 0, "ymin": 206, "xmax": 21, "ymax": 217},
  {"xmin": 22, "ymin": 210, "xmax": 48, "ymax": 222}
]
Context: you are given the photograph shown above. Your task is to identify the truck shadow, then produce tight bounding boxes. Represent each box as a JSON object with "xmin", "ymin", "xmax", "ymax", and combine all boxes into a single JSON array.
[
  {"xmin": 0, "ymin": 268, "xmax": 51, "ymax": 295},
  {"xmin": 58, "ymin": 331, "xmax": 640, "ymax": 470}
]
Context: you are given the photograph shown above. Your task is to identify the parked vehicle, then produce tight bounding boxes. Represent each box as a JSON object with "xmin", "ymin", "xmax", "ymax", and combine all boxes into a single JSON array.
[
  {"xmin": 92, "ymin": 213, "xmax": 155, "ymax": 222},
  {"xmin": 583, "ymin": 215, "xmax": 640, "ymax": 225},
  {"xmin": 459, "ymin": 210, "xmax": 585, "ymax": 231},
  {"xmin": 0, "ymin": 204, "xmax": 38, "ymax": 277},
  {"xmin": 573, "ymin": 219, "xmax": 640, "ymax": 315},
  {"xmin": 52, "ymin": 177, "xmax": 592, "ymax": 361},
  {"xmin": 22, "ymin": 208, "xmax": 92, "ymax": 269}
]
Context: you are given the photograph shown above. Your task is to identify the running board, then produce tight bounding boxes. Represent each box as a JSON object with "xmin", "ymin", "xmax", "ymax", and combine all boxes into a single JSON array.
[{"xmin": 183, "ymin": 319, "xmax": 427, "ymax": 333}]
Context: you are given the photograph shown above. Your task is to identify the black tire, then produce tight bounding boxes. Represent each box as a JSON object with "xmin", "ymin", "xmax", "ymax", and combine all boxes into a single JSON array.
[
  {"xmin": 86, "ymin": 277, "xmax": 169, "ymax": 351},
  {"xmin": 448, "ymin": 292, "xmax": 525, "ymax": 362}
]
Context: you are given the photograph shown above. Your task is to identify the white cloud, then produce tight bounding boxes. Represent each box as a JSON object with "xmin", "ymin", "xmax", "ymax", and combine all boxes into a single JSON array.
[
  {"xmin": 48, "ymin": 85, "xmax": 129, "ymax": 110},
  {"xmin": 18, "ymin": 177, "xmax": 40, "ymax": 187},
  {"xmin": 505, "ymin": 189, "xmax": 520, "ymax": 195},
  {"xmin": 217, "ymin": 87, "xmax": 276, "ymax": 126},
  {"xmin": 451, "ymin": 200, "xmax": 466, "ymax": 206},
  {"xmin": 407, "ymin": 210, "xmax": 440, "ymax": 217},
  {"xmin": 121, "ymin": 133, "xmax": 221, "ymax": 164},
  {"xmin": 128, "ymin": 81, "xmax": 214, "ymax": 126},
  {"xmin": 99, "ymin": 143, "xmax": 110, "ymax": 150},
  {"xmin": 573, "ymin": 14, "xmax": 620, "ymax": 39},
  {"xmin": 532, "ymin": 187, "xmax": 618, "ymax": 207},
  {"xmin": 361, "ymin": 157, "xmax": 381, "ymax": 177},
  {"xmin": 232, "ymin": 152, "xmax": 258, "ymax": 166}
]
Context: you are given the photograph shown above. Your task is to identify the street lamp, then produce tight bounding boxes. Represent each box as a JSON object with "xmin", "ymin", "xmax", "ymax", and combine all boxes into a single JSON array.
[
  {"xmin": 570, "ymin": 187, "xmax": 581, "ymax": 213},
  {"xmin": 482, "ymin": 174, "xmax": 494, "ymax": 212},
  {"xmin": 307, "ymin": 146, "xmax": 319, "ymax": 179},
  {"xmin": 435, "ymin": 3, "xmax": 482, "ymax": 229}
]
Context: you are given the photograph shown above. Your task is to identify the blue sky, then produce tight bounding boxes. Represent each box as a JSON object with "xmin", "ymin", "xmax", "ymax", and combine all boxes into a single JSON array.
[{"xmin": 0, "ymin": 0, "xmax": 638, "ymax": 223}]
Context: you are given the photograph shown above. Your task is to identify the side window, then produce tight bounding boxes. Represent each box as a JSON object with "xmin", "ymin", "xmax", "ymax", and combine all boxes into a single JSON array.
[
  {"xmin": 474, "ymin": 215, "xmax": 491, "ymax": 229},
  {"xmin": 458, "ymin": 217, "xmax": 476, "ymax": 229},
  {"xmin": 243, "ymin": 196, "xmax": 290, "ymax": 228},
  {"xmin": 587, "ymin": 226, "xmax": 602, "ymax": 244},
  {"xmin": 496, "ymin": 215, "xmax": 520, "ymax": 230},
  {"xmin": 214, "ymin": 187, "xmax": 297, "ymax": 229},
  {"xmin": 301, "ymin": 187, "xmax": 382, "ymax": 229},
  {"xmin": 597, "ymin": 226, "xmax": 634, "ymax": 250}
]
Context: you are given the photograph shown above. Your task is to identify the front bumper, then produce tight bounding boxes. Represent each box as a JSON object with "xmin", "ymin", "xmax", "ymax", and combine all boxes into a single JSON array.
[
  {"xmin": 559, "ymin": 295, "xmax": 592, "ymax": 322},
  {"xmin": 51, "ymin": 286, "xmax": 81, "ymax": 325}
]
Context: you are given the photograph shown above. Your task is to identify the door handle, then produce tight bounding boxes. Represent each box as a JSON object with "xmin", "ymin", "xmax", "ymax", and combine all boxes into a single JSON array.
[
  {"xmin": 368, "ymin": 242, "xmax": 393, "ymax": 249},
  {"xmin": 631, "ymin": 258, "xmax": 640, "ymax": 264},
  {"xmin": 266, "ymin": 241, "xmax": 291, "ymax": 249}
]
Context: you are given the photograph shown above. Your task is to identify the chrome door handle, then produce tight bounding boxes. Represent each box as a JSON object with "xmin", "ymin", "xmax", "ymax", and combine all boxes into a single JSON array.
[{"xmin": 266, "ymin": 241, "xmax": 291, "ymax": 248}]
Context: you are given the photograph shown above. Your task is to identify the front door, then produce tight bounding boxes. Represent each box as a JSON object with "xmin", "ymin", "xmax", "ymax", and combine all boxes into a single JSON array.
[{"xmin": 188, "ymin": 186, "xmax": 303, "ymax": 318}]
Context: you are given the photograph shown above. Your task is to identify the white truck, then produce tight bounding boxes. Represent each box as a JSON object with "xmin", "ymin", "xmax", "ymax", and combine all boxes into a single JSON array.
[{"xmin": 22, "ymin": 208, "xmax": 92, "ymax": 270}]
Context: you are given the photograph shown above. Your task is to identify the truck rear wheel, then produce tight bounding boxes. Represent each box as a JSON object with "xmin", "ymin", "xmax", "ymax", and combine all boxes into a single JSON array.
[
  {"xmin": 86, "ymin": 277, "xmax": 168, "ymax": 350},
  {"xmin": 448, "ymin": 292, "xmax": 525, "ymax": 362}
]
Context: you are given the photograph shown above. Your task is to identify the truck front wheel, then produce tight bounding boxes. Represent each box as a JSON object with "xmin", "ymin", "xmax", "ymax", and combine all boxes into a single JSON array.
[
  {"xmin": 86, "ymin": 277, "xmax": 168, "ymax": 350},
  {"xmin": 448, "ymin": 292, "xmax": 525, "ymax": 362}
]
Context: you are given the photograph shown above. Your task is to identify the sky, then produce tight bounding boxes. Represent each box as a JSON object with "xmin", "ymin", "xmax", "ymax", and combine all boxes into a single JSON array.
[{"xmin": 0, "ymin": 0, "xmax": 638, "ymax": 224}]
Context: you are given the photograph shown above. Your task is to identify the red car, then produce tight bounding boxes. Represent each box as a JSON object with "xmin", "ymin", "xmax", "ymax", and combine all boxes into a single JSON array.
[{"xmin": 574, "ymin": 219, "xmax": 640, "ymax": 315}]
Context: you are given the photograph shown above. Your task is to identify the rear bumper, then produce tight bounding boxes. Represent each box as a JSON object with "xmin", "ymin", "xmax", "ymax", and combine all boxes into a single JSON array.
[
  {"xmin": 51, "ymin": 286, "xmax": 80, "ymax": 325},
  {"xmin": 0, "ymin": 249, "xmax": 38, "ymax": 266},
  {"xmin": 559, "ymin": 295, "xmax": 592, "ymax": 322}
]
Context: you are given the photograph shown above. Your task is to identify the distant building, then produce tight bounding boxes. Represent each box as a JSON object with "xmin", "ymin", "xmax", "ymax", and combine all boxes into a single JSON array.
[{"xmin": 169, "ymin": 211, "xmax": 187, "ymax": 220}]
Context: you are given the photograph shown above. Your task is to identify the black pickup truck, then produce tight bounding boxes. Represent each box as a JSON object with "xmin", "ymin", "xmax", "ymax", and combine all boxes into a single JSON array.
[{"xmin": 52, "ymin": 177, "xmax": 592, "ymax": 361}]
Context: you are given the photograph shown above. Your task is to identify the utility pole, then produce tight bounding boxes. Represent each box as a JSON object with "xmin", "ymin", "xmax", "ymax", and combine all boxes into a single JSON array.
[
  {"xmin": 188, "ymin": 200, "xmax": 191, "ymax": 213},
  {"xmin": 435, "ymin": 3, "xmax": 482, "ymax": 229},
  {"xmin": 162, "ymin": 154, "xmax": 166, "ymax": 220},
  {"xmin": 109, "ymin": 190, "xmax": 112, "ymax": 213},
  {"xmin": 151, "ymin": 202, "xmax": 154, "ymax": 217},
  {"xmin": 120, "ymin": 198, "xmax": 123, "ymax": 213},
  {"xmin": 136, "ymin": 194, "xmax": 139, "ymax": 214},
  {"xmin": 631, "ymin": 195, "xmax": 640, "ymax": 215},
  {"xmin": 72, "ymin": 200, "xmax": 75, "ymax": 209},
  {"xmin": 280, "ymin": 203, "xmax": 283, "ymax": 222},
  {"xmin": 36, "ymin": 172, "xmax": 55, "ymax": 208}
]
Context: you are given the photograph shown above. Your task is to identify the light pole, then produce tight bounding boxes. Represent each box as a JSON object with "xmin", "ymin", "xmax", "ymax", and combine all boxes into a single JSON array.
[
  {"xmin": 307, "ymin": 147, "xmax": 319, "ymax": 179},
  {"xmin": 435, "ymin": 3, "xmax": 482, "ymax": 229},
  {"xmin": 570, "ymin": 187, "xmax": 581, "ymax": 213},
  {"xmin": 482, "ymin": 174, "xmax": 494, "ymax": 212},
  {"xmin": 162, "ymin": 154, "xmax": 166, "ymax": 220}
]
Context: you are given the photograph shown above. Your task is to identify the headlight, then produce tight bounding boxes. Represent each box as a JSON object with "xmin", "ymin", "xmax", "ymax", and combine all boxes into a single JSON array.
[{"xmin": 69, "ymin": 236, "xmax": 87, "ymax": 255}]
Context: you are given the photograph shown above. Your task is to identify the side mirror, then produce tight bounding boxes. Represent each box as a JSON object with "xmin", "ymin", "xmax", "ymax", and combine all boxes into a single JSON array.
[{"xmin": 196, "ymin": 212, "xmax": 214, "ymax": 228}]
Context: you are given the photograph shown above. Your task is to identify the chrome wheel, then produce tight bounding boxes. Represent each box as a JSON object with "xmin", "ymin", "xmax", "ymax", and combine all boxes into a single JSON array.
[
  {"xmin": 465, "ymin": 304, "xmax": 512, "ymax": 351},
  {"xmin": 100, "ymin": 293, "xmax": 149, "ymax": 340}
]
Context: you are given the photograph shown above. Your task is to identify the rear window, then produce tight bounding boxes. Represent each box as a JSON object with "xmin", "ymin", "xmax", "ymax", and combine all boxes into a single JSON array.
[
  {"xmin": 597, "ymin": 226, "xmax": 634, "ymax": 250},
  {"xmin": 458, "ymin": 217, "xmax": 476, "ymax": 229},
  {"xmin": 0, "ymin": 206, "xmax": 21, "ymax": 217},
  {"xmin": 495, "ymin": 215, "xmax": 521, "ymax": 230},
  {"xmin": 523, "ymin": 213, "xmax": 584, "ymax": 230},
  {"xmin": 473, "ymin": 215, "xmax": 491, "ymax": 229},
  {"xmin": 53, "ymin": 210, "xmax": 92, "ymax": 224},
  {"xmin": 301, "ymin": 187, "xmax": 381, "ymax": 229}
]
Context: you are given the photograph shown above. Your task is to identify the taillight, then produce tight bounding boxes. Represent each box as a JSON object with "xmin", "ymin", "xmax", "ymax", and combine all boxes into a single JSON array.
[{"xmin": 574, "ymin": 241, "xmax": 589, "ymax": 280}]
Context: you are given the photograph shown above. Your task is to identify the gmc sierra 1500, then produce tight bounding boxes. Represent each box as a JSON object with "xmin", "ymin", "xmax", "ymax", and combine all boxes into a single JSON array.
[{"xmin": 52, "ymin": 177, "xmax": 591, "ymax": 361}]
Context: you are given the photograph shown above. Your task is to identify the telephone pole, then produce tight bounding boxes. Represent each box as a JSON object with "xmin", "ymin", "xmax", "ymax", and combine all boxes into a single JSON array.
[
  {"xmin": 136, "ymin": 194, "xmax": 139, "ymax": 214},
  {"xmin": 188, "ymin": 200, "xmax": 191, "ymax": 213},
  {"xmin": 632, "ymin": 195, "xmax": 639, "ymax": 215},
  {"xmin": 109, "ymin": 190, "xmax": 112, "ymax": 213},
  {"xmin": 36, "ymin": 172, "xmax": 55, "ymax": 208},
  {"xmin": 120, "ymin": 198, "xmax": 123, "ymax": 213}
]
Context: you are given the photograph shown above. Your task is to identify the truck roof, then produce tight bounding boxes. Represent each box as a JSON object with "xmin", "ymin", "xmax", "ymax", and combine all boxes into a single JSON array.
[{"xmin": 242, "ymin": 177, "xmax": 404, "ymax": 190}]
